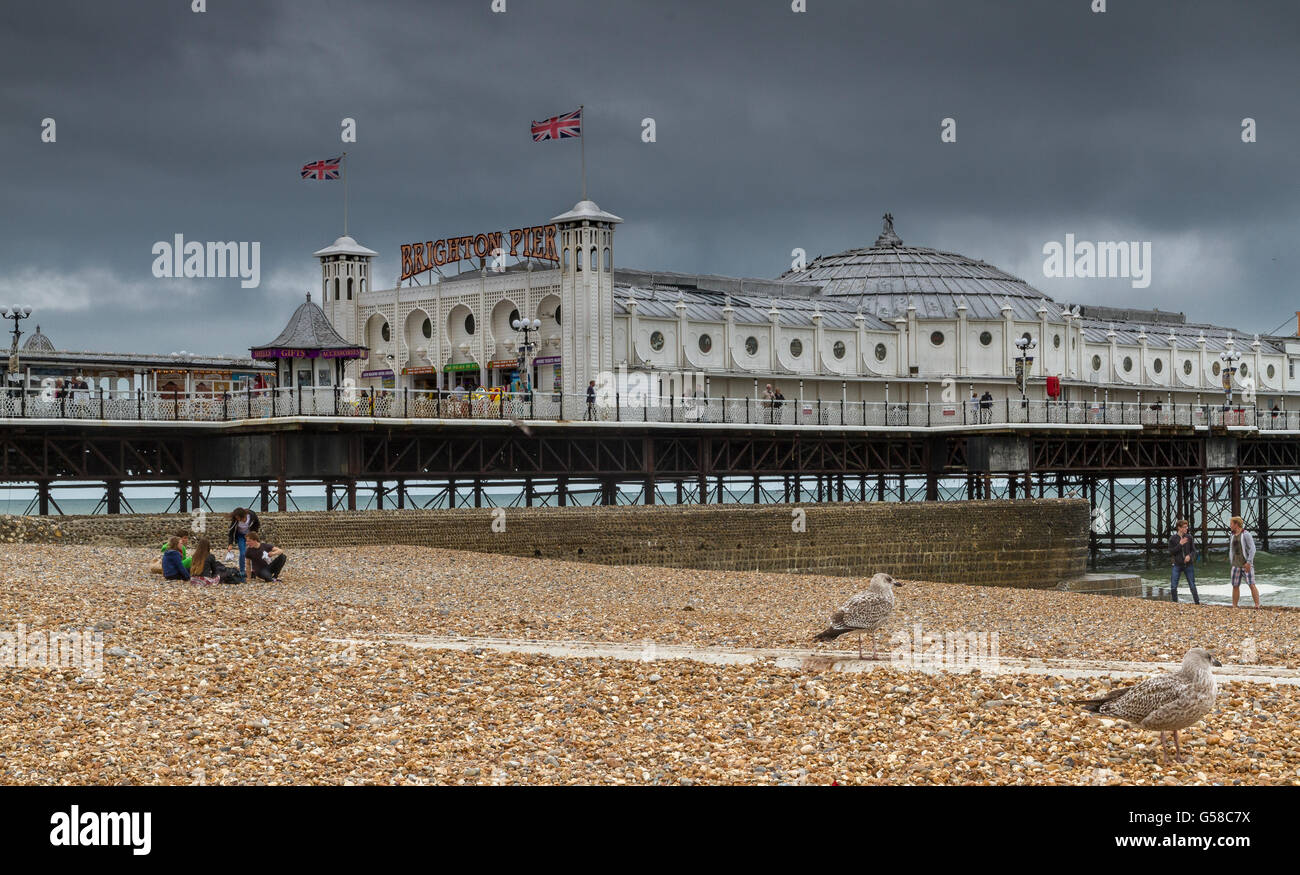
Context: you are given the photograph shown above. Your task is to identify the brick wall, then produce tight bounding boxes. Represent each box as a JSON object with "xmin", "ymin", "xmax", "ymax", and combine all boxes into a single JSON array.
[{"xmin": 2, "ymin": 499, "xmax": 1090, "ymax": 588}]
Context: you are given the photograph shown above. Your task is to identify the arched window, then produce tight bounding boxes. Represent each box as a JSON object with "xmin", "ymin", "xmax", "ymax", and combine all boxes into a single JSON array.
[
  {"xmin": 590, "ymin": 247, "xmax": 597, "ymax": 275},
  {"xmin": 359, "ymin": 278, "xmax": 366, "ymax": 295},
  {"xmin": 334, "ymin": 278, "xmax": 340, "ymax": 301},
  {"xmin": 346, "ymin": 278, "xmax": 353, "ymax": 300},
  {"xmin": 576, "ymin": 248, "xmax": 584, "ymax": 271},
  {"xmin": 604, "ymin": 247, "xmax": 611, "ymax": 271},
  {"xmin": 563, "ymin": 247, "xmax": 570, "ymax": 270}
]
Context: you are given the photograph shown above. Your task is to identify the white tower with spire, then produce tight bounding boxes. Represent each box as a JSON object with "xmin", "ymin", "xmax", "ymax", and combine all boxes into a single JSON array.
[
  {"xmin": 314, "ymin": 234, "xmax": 378, "ymax": 383},
  {"xmin": 550, "ymin": 199, "xmax": 622, "ymax": 397}
]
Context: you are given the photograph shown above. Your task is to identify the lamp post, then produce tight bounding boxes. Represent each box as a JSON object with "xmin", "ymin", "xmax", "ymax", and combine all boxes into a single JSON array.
[
  {"xmin": 1014, "ymin": 335, "xmax": 1037, "ymax": 407},
  {"xmin": 3, "ymin": 306, "xmax": 33, "ymax": 390},
  {"xmin": 513, "ymin": 317, "xmax": 542, "ymax": 397},
  {"xmin": 1219, "ymin": 349, "xmax": 1241, "ymax": 407}
]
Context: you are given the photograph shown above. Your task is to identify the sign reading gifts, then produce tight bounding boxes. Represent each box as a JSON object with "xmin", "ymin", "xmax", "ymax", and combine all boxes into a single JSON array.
[{"xmin": 401, "ymin": 224, "xmax": 559, "ymax": 281}]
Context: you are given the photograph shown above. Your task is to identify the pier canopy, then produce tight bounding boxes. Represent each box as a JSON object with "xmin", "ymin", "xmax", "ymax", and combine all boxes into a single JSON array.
[{"xmin": 251, "ymin": 292, "xmax": 368, "ymax": 389}]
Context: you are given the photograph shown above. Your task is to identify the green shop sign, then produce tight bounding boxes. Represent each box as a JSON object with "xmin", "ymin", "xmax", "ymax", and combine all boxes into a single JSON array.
[{"xmin": 443, "ymin": 362, "xmax": 481, "ymax": 373}]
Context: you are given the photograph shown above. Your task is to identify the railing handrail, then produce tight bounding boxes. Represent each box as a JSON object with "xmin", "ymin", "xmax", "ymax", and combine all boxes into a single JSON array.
[{"xmin": 0, "ymin": 389, "xmax": 1278, "ymax": 431}]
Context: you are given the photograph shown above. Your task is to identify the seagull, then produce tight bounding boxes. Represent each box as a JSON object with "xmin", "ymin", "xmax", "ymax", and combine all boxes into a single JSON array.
[
  {"xmin": 812, "ymin": 573, "xmax": 903, "ymax": 659},
  {"xmin": 1074, "ymin": 647, "xmax": 1222, "ymax": 762}
]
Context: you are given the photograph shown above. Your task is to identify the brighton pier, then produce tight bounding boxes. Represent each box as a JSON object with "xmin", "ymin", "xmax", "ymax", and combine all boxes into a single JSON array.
[{"xmin": 4, "ymin": 202, "xmax": 1300, "ymax": 567}]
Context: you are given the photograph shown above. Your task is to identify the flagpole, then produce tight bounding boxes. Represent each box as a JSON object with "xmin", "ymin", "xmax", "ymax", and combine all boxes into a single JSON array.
[
  {"xmin": 342, "ymin": 152, "xmax": 349, "ymax": 236},
  {"xmin": 579, "ymin": 105, "xmax": 586, "ymax": 201}
]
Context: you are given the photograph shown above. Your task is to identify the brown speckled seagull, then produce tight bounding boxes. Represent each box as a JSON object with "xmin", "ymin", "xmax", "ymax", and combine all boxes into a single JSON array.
[
  {"xmin": 1075, "ymin": 647, "xmax": 1222, "ymax": 762},
  {"xmin": 813, "ymin": 573, "xmax": 903, "ymax": 659}
]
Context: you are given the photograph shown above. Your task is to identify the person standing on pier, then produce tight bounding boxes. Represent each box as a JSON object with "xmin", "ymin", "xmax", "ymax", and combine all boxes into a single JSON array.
[
  {"xmin": 1168, "ymin": 519, "xmax": 1199, "ymax": 605},
  {"xmin": 227, "ymin": 507, "xmax": 261, "ymax": 578},
  {"xmin": 586, "ymin": 380, "xmax": 597, "ymax": 421},
  {"xmin": 1228, "ymin": 516, "xmax": 1262, "ymax": 608}
]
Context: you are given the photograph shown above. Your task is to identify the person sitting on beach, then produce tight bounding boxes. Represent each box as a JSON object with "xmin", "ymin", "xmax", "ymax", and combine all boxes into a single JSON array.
[
  {"xmin": 161, "ymin": 536, "xmax": 191, "ymax": 582},
  {"xmin": 187, "ymin": 537, "xmax": 223, "ymax": 586},
  {"xmin": 243, "ymin": 532, "xmax": 287, "ymax": 582},
  {"xmin": 149, "ymin": 528, "xmax": 191, "ymax": 575},
  {"xmin": 226, "ymin": 507, "xmax": 260, "ymax": 578}
]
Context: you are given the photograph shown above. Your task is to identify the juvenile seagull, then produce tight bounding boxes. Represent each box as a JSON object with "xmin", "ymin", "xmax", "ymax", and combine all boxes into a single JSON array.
[
  {"xmin": 812, "ymin": 573, "xmax": 903, "ymax": 659},
  {"xmin": 1075, "ymin": 647, "xmax": 1222, "ymax": 762}
]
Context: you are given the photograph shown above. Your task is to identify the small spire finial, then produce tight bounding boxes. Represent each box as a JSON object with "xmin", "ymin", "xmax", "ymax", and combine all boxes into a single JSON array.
[
  {"xmin": 306, "ymin": 291, "xmax": 312, "ymax": 302},
  {"xmin": 874, "ymin": 212, "xmax": 903, "ymax": 247}
]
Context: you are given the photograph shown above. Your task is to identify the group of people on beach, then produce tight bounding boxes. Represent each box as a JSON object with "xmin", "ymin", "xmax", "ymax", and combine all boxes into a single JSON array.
[
  {"xmin": 147, "ymin": 508, "xmax": 288, "ymax": 586},
  {"xmin": 1168, "ymin": 516, "xmax": 1262, "ymax": 608}
]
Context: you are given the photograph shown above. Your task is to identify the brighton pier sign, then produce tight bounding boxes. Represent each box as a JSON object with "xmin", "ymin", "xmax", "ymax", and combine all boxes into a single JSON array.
[{"xmin": 401, "ymin": 223, "xmax": 559, "ymax": 281}]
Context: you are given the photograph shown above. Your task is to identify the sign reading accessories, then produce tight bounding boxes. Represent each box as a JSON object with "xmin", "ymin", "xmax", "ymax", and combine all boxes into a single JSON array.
[{"xmin": 400, "ymin": 223, "xmax": 560, "ymax": 281}]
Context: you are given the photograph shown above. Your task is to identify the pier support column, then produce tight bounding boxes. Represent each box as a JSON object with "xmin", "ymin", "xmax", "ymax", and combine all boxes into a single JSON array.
[
  {"xmin": 396, "ymin": 479, "xmax": 406, "ymax": 509},
  {"xmin": 106, "ymin": 481, "xmax": 122, "ymax": 515},
  {"xmin": 447, "ymin": 478, "xmax": 456, "ymax": 510},
  {"xmin": 325, "ymin": 482, "xmax": 335, "ymax": 511},
  {"xmin": 259, "ymin": 479, "xmax": 269, "ymax": 513},
  {"xmin": 474, "ymin": 479, "xmax": 483, "ymax": 509},
  {"xmin": 345, "ymin": 479, "xmax": 356, "ymax": 511},
  {"xmin": 375, "ymin": 481, "xmax": 384, "ymax": 510},
  {"xmin": 277, "ymin": 477, "xmax": 288, "ymax": 513},
  {"xmin": 178, "ymin": 481, "xmax": 188, "ymax": 514},
  {"xmin": 1258, "ymin": 473, "xmax": 1270, "ymax": 551},
  {"xmin": 1230, "ymin": 469, "xmax": 1242, "ymax": 519}
]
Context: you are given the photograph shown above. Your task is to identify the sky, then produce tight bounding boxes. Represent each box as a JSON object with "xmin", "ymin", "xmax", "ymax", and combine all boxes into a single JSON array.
[{"xmin": 1, "ymin": 0, "xmax": 1297, "ymax": 356}]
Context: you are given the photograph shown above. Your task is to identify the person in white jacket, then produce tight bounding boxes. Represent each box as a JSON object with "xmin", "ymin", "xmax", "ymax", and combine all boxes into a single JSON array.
[{"xmin": 1227, "ymin": 516, "xmax": 1261, "ymax": 608}]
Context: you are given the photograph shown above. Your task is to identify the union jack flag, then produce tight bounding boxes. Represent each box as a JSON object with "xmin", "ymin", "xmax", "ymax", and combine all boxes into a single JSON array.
[
  {"xmin": 531, "ymin": 108, "xmax": 582, "ymax": 142},
  {"xmin": 301, "ymin": 156, "xmax": 342, "ymax": 180}
]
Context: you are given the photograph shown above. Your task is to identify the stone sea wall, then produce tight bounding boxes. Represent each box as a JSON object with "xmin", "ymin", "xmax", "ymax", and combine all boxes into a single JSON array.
[{"xmin": 1, "ymin": 499, "xmax": 1090, "ymax": 589}]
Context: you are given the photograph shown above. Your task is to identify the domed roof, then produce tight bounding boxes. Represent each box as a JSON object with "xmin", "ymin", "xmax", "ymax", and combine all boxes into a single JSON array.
[
  {"xmin": 313, "ymin": 235, "xmax": 378, "ymax": 258},
  {"xmin": 250, "ymin": 293, "xmax": 368, "ymax": 354},
  {"xmin": 22, "ymin": 325, "xmax": 55, "ymax": 352},
  {"xmin": 779, "ymin": 214, "xmax": 1057, "ymax": 321},
  {"xmin": 550, "ymin": 199, "xmax": 623, "ymax": 225}
]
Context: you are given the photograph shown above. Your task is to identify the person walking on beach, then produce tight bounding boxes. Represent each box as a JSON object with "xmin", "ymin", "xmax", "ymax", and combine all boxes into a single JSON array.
[
  {"xmin": 1168, "ymin": 519, "xmax": 1200, "ymax": 605},
  {"xmin": 1227, "ymin": 516, "xmax": 1262, "ymax": 608},
  {"xmin": 226, "ymin": 507, "xmax": 260, "ymax": 578}
]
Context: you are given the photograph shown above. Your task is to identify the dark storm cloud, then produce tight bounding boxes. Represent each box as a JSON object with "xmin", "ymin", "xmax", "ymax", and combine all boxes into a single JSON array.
[{"xmin": 1, "ymin": 0, "xmax": 1297, "ymax": 354}]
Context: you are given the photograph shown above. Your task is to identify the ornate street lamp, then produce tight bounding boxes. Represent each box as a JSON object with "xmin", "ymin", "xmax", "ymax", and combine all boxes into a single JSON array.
[
  {"xmin": 1219, "ymin": 349, "xmax": 1241, "ymax": 407},
  {"xmin": 1014, "ymin": 335, "xmax": 1037, "ymax": 406},
  {"xmin": 2, "ymin": 306, "xmax": 33, "ymax": 385},
  {"xmin": 513, "ymin": 316, "xmax": 542, "ymax": 395}
]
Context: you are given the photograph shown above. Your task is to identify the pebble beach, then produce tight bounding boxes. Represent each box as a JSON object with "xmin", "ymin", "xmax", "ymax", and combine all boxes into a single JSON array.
[{"xmin": 1, "ymin": 544, "xmax": 1298, "ymax": 785}]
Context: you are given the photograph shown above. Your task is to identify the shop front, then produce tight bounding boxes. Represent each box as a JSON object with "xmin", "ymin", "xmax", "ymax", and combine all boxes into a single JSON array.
[
  {"xmin": 401, "ymin": 365, "xmax": 439, "ymax": 391},
  {"xmin": 443, "ymin": 361, "xmax": 482, "ymax": 390}
]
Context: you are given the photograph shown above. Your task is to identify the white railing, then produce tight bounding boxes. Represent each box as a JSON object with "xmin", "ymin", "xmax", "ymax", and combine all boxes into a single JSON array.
[{"xmin": 0, "ymin": 388, "xmax": 1277, "ymax": 431}]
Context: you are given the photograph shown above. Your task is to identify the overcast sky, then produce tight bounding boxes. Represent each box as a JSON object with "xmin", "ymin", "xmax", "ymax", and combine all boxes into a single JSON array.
[{"xmin": 2, "ymin": 0, "xmax": 1297, "ymax": 355}]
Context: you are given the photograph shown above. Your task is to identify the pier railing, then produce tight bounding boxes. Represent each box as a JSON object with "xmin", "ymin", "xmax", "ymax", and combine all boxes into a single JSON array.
[{"xmin": 0, "ymin": 388, "xmax": 1284, "ymax": 430}]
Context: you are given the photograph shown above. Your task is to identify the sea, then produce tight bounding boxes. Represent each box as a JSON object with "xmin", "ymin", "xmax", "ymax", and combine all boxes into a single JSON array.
[{"xmin": 3, "ymin": 480, "xmax": 1295, "ymax": 607}]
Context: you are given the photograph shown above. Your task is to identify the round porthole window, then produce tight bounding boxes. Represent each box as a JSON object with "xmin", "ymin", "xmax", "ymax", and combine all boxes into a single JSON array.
[
  {"xmin": 1183, "ymin": 360, "xmax": 1192, "ymax": 375},
  {"xmin": 650, "ymin": 331, "xmax": 665, "ymax": 352},
  {"xmin": 555, "ymin": 306, "xmax": 562, "ymax": 326},
  {"xmin": 698, "ymin": 334, "xmax": 712, "ymax": 354},
  {"xmin": 875, "ymin": 343, "xmax": 887, "ymax": 362},
  {"xmin": 979, "ymin": 331, "xmax": 993, "ymax": 347},
  {"xmin": 1053, "ymin": 335, "xmax": 1061, "ymax": 349},
  {"xmin": 381, "ymin": 323, "xmax": 391, "ymax": 342},
  {"xmin": 1092, "ymin": 355, "xmax": 1102, "ymax": 371},
  {"xmin": 745, "ymin": 336, "xmax": 758, "ymax": 356},
  {"xmin": 1212, "ymin": 362, "xmax": 1221, "ymax": 376},
  {"xmin": 833, "ymin": 340, "xmax": 846, "ymax": 360},
  {"xmin": 1268, "ymin": 364, "xmax": 1276, "ymax": 379},
  {"xmin": 790, "ymin": 338, "xmax": 804, "ymax": 357},
  {"xmin": 930, "ymin": 330, "xmax": 945, "ymax": 347},
  {"xmin": 1153, "ymin": 358, "xmax": 1163, "ymax": 374},
  {"xmin": 464, "ymin": 314, "xmax": 475, "ymax": 336},
  {"xmin": 509, "ymin": 309, "xmax": 520, "ymax": 328},
  {"xmin": 1240, "ymin": 363, "xmax": 1248, "ymax": 377},
  {"xmin": 1123, "ymin": 356, "xmax": 1133, "ymax": 373},
  {"xmin": 422, "ymin": 318, "xmax": 432, "ymax": 339}
]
